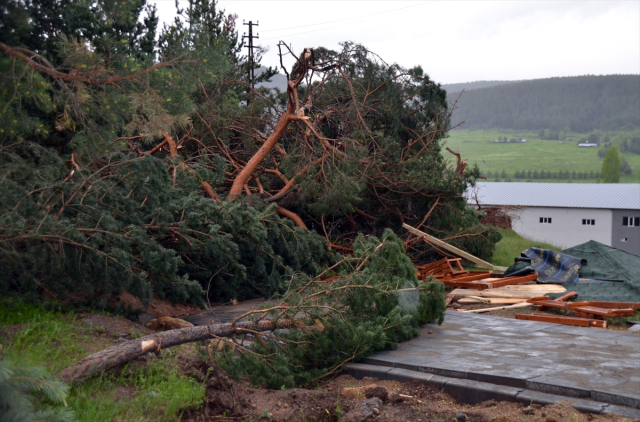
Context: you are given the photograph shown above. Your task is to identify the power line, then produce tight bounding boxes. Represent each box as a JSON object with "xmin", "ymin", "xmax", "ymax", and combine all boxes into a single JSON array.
[{"xmin": 260, "ymin": 1, "xmax": 435, "ymax": 34}]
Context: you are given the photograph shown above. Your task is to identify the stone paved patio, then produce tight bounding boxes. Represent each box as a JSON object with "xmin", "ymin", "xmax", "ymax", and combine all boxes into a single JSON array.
[{"xmin": 361, "ymin": 310, "xmax": 640, "ymax": 408}]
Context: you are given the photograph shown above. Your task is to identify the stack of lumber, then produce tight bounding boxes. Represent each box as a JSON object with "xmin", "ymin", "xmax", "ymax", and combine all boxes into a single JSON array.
[
  {"xmin": 418, "ymin": 258, "xmax": 538, "ymax": 290},
  {"xmin": 447, "ymin": 284, "xmax": 567, "ymax": 313},
  {"xmin": 452, "ymin": 284, "xmax": 567, "ymax": 305},
  {"xmin": 515, "ymin": 292, "xmax": 639, "ymax": 328}
]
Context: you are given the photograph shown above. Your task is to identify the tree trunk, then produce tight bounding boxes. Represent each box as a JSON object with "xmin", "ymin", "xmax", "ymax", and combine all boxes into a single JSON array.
[
  {"xmin": 56, "ymin": 319, "xmax": 288, "ymax": 384},
  {"xmin": 228, "ymin": 78, "xmax": 302, "ymax": 201}
]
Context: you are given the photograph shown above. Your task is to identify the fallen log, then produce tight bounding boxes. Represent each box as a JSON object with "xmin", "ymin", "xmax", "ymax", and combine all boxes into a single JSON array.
[{"xmin": 57, "ymin": 319, "xmax": 291, "ymax": 384}]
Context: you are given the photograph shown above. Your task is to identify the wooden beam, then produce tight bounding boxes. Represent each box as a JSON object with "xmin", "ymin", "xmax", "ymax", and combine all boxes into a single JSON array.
[
  {"xmin": 460, "ymin": 302, "xmax": 535, "ymax": 313},
  {"xmin": 459, "ymin": 297, "xmax": 529, "ymax": 305},
  {"xmin": 403, "ymin": 223, "xmax": 507, "ymax": 271},
  {"xmin": 554, "ymin": 291, "xmax": 578, "ymax": 302},
  {"xmin": 567, "ymin": 301, "xmax": 640, "ymax": 310},
  {"xmin": 484, "ymin": 273, "xmax": 538, "ymax": 288},
  {"xmin": 515, "ymin": 313, "xmax": 607, "ymax": 328}
]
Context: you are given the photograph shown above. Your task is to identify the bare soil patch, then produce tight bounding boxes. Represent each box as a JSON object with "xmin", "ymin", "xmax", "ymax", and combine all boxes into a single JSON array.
[{"xmin": 181, "ymin": 362, "xmax": 633, "ymax": 422}]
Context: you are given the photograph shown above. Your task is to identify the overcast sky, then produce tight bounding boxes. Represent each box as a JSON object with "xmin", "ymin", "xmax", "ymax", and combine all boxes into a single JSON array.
[{"xmin": 153, "ymin": 0, "xmax": 640, "ymax": 84}]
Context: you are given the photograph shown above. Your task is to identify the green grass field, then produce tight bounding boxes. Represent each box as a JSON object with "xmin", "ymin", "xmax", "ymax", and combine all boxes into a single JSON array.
[
  {"xmin": 490, "ymin": 228, "xmax": 561, "ymax": 268},
  {"xmin": 444, "ymin": 129, "xmax": 640, "ymax": 183}
]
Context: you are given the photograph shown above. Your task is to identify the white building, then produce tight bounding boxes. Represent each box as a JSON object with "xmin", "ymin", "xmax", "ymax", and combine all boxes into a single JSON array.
[{"xmin": 467, "ymin": 182, "xmax": 640, "ymax": 255}]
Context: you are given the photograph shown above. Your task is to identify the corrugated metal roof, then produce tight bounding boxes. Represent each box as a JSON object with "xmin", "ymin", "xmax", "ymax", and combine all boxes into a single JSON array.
[{"xmin": 466, "ymin": 182, "xmax": 640, "ymax": 210}]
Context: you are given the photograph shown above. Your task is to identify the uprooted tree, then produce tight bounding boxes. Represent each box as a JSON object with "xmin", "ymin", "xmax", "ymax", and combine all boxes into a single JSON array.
[
  {"xmin": 0, "ymin": 0, "xmax": 499, "ymax": 309},
  {"xmin": 57, "ymin": 230, "xmax": 446, "ymax": 387}
]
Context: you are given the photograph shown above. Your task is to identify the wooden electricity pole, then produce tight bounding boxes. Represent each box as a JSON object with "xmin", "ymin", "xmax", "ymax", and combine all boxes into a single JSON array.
[{"xmin": 243, "ymin": 20, "xmax": 259, "ymax": 94}]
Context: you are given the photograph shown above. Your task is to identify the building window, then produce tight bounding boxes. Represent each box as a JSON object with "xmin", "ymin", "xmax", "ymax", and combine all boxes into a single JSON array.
[
  {"xmin": 623, "ymin": 217, "xmax": 640, "ymax": 226},
  {"xmin": 621, "ymin": 237, "xmax": 628, "ymax": 242},
  {"xmin": 582, "ymin": 219, "xmax": 595, "ymax": 225},
  {"xmin": 540, "ymin": 217, "xmax": 552, "ymax": 223}
]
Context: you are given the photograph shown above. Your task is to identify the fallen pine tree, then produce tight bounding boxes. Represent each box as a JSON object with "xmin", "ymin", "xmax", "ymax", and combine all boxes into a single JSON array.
[{"xmin": 57, "ymin": 230, "xmax": 446, "ymax": 387}]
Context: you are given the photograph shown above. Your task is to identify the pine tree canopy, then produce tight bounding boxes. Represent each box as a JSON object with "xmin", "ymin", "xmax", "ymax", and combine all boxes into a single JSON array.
[{"xmin": 0, "ymin": 0, "xmax": 499, "ymax": 308}]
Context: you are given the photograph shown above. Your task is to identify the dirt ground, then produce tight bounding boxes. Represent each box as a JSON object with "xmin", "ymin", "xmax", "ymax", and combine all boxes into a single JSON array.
[{"xmin": 180, "ymin": 358, "xmax": 634, "ymax": 422}]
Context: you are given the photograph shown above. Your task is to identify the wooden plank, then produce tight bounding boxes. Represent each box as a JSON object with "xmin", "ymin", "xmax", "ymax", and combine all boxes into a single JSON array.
[
  {"xmin": 526, "ymin": 296, "xmax": 551, "ymax": 303},
  {"xmin": 567, "ymin": 301, "xmax": 640, "ymax": 310},
  {"xmin": 440, "ymin": 280, "xmax": 490, "ymax": 290},
  {"xmin": 484, "ymin": 273, "xmax": 539, "ymax": 288},
  {"xmin": 554, "ymin": 291, "xmax": 578, "ymax": 302},
  {"xmin": 572, "ymin": 306, "xmax": 635, "ymax": 318},
  {"xmin": 515, "ymin": 313, "xmax": 607, "ymax": 328},
  {"xmin": 449, "ymin": 285, "xmax": 566, "ymax": 299},
  {"xmin": 528, "ymin": 299, "xmax": 571, "ymax": 310},
  {"xmin": 403, "ymin": 223, "xmax": 497, "ymax": 271},
  {"xmin": 437, "ymin": 272, "xmax": 492, "ymax": 283},
  {"xmin": 497, "ymin": 285, "xmax": 566, "ymax": 291},
  {"xmin": 459, "ymin": 297, "xmax": 529, "ymax": 305},
  {"xmin": 460, "ymin": 303, "xmax": 535, "ymax": 313}
]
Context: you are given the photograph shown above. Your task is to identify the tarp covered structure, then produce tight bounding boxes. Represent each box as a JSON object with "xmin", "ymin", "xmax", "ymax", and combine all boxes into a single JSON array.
[{"xmin": 562, "ymin": 240, "xmax": 640, "ymax": 288}]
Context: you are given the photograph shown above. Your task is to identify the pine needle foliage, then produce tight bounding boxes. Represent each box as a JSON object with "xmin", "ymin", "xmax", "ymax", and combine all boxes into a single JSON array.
[
  {"xmin": 0, "ymin": 357, "xmax": 76, "ymax": 422},
  {"xmin": 216, "ymin": 229, "xmax": 446, "ymax": 388},
  {"xmin": 0, "ymin": 143, "xmax": 332, "ymax": 306}
]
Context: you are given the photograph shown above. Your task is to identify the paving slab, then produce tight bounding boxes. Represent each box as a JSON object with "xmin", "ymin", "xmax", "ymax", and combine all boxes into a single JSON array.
[{"xmin": 362, "ymin": 310, "xmax": 640, "ymax": 409}]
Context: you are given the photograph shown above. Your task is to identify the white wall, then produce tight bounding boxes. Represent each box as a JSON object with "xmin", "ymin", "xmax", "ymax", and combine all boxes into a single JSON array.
[{"xmin": 512, "ymin": 207, "xmax": 613, "ymax": 249}]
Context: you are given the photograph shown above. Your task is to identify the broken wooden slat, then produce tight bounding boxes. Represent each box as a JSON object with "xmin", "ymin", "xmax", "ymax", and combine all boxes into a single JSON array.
[
  {"xmin": 515, "ymin": 313, "xmax": 607, "ymax": 328},
  {"xmin": 403, "ymin": 223, "xmax": 504, "ymax": 271}
]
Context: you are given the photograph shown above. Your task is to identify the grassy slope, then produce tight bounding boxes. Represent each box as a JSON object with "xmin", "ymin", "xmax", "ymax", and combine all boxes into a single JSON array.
[
  {"xmin": 0, "ymin": 303, "xmax": 204, "ymax": 422},
  {"xmin": 445, "ymin": 129, "xmax": 640, "ymax": 183},
  {"xmin": 490, "ymin": 228, "xmax": 561, "ymax": 268}
]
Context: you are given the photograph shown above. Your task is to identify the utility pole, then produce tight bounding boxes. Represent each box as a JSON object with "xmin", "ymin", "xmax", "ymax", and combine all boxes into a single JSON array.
[{"xmin": 243, "ymin": 20, "xmax": 259, "ymax": 94}]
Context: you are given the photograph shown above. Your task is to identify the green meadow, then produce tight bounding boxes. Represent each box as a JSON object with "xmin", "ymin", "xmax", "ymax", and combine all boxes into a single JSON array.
[{"xmin": 443, "ymin": 129, "xmax": 640, "ymax": 183}]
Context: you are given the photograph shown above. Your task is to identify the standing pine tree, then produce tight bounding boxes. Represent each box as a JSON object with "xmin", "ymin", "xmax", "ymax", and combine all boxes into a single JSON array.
[{"xmin": 602, "ymin": 146, "xmax": 621, "ymax": 183}]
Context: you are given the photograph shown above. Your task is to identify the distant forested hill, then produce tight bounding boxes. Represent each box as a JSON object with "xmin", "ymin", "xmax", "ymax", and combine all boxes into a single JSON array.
[
  {"xmin": 446, "ymin": 75, "xmax": 640, "ymax": 132},
  {"xmin": 441, "ymin": 80, "xmax": 513, "ymax": 93}
]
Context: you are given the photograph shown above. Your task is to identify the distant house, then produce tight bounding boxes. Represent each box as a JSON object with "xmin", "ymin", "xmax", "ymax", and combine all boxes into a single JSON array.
[
  {"xmin": 466, "ymin": 182, "xmax": 640, "ymax": 255},
  {"xmin": 578, "ymin": 143, "xmax": 598, "ymax": 147}
]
